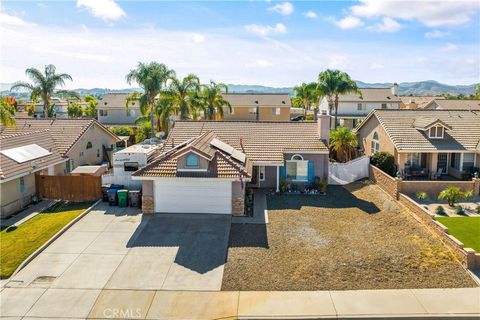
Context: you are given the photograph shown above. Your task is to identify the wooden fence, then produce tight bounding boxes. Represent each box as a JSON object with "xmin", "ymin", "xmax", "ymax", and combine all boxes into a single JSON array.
[{"xmin": 36, "ymin": 175, "xmax": 102, "ymax": 201}]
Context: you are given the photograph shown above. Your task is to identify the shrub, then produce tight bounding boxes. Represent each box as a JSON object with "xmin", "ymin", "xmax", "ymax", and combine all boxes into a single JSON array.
[
  {"xmin": 279, "ymin": 177, "xmax": 288, "ymax": 193},
  {"xmin": 476, "ymin": 206, "xmax": 480, "ymax": 214},
  {"xmin": 319, "ymin": 177, "xmax": 328, "ymax": 193},
  {"xmin": 305, "ymin": 114, "xmax": 314, "ymax": 121},
  {"xmin": 416, "ymin": 191, "xmax": 428, "ymax": 200},
  {"xmin": 438, "ymin": 186, "xmax": 472, "ymax": 207},
  {"xmin": 454, "ymin": 205, "xmax": 465, "ymax": 215},
  {"xmin": 370, "ymin": 151, "xmax": 395, "ymax": 176},
  {"xmin": 110, "ymin": 126, "xmax": 134, "ymax": 136},
  {"xmin": 435, "ymin": 206, "xmax": 446, "ymax": 215}
]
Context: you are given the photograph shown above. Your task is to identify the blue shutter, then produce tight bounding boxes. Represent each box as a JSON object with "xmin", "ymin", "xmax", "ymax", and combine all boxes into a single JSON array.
[
  {"xmin": 308, "ymin": 161, "xmax": 314, "ymax": 182},
  {"xmin": 280, "ymin": 164, "xmax": 286, "ymax": 178}
]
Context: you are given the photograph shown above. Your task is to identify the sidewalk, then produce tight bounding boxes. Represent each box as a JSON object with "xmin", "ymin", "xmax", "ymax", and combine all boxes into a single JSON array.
[
  {"xmin": 0, "ymin": 200, "xmax": 56, "ymax": 229},
  {"xmin": 2, "ymin": 287, "xmax": 478, "ymax": 319}
]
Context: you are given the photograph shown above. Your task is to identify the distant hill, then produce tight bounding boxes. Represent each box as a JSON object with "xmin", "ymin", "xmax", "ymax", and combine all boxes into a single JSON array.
[{"xmin": 1, "ymin": 80, "xmax": 477, "ymax": 99}]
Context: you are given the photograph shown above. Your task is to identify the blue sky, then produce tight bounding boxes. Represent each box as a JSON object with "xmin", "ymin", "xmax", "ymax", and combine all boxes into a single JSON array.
[{"xmin": 1, "ymin": 0, "xmax": 479, "ymax": 88}]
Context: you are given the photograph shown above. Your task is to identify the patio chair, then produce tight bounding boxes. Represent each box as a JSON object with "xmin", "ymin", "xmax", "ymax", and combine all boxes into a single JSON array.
[{"xmin": 433, "ymin": 168, "xmax": 443, "ymax": 180}]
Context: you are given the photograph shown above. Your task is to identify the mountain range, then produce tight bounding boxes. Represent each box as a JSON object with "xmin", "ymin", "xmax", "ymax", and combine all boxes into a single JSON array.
[{"xmin": 1, "ymin": 80, "xmax": 478, "ymax": 99}]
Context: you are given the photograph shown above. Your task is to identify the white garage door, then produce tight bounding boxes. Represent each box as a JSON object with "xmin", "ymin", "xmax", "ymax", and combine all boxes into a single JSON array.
[{"xmin": 154, "ymin": 179, "xmax": 232, "ymax": 214}]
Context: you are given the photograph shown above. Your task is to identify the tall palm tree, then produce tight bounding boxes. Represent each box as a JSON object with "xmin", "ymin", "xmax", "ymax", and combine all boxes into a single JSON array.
[
  {"xmin": 135, "ymin": 93, "xmax": 176, "ymax": 135},
  {"xmin": 200, "ymin": 81, "xmax": 231, "ymax": 120},
  {"xmin": 318, "ymin": 69, "xmax": 359, "ymax": 129},
  {"xmin": 329, "ymin": 127, "xmax": 358, "ymax": 162},
  {"xmin": 11, "ymin": 64, "xmax": 73, "ymax": 118},
  {"xmin": 293, "ymin": 83, "xmax": 312, "ymax": 118},
  {"xmin": 168, "ymin": 74, "xmax": 200, "ymax": 120},
  {"xmin": 126, "ymin": 62, "xmax": 175, "ymax": 138},
  {"xmin": 0, "ymin": 96, "xmax": 16, "ymax": 127}
]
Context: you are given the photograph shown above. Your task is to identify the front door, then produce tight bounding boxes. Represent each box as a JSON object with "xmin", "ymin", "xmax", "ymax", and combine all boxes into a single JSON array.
[{"xmin": 437, "ymin": 153, "xmax": 448, "ymax": 174}]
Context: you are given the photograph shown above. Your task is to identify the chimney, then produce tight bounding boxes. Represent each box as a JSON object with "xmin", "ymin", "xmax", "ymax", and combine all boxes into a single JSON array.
[
  {"xmin": 317, "ymin": 110, "xmax": 330, "ymax": 143},
  {"xmin": 391, "ymin": 83, "xmax": 398, "ymax": 96}
]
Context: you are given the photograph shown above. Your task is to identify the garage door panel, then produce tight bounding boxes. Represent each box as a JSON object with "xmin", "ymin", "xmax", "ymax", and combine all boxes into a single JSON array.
[{"xmin": 155, "ymin": 179, "xmax": 232, "ymax": 214}]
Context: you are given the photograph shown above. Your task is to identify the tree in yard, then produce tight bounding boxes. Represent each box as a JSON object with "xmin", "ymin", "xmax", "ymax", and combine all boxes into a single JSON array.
[
  {"xmin": 199, "ymin": 81, "xmax": 231, "ymax": 120},
  {"xmin": 168, "ymin": 74, "xmax": 200, "ymax": 120},
  {"xmin": 134, "ymin": 93, "xmax": 176, "ymax": 135},
  {"xmin": 0, "ymin": 96, "xmax": 16, "ymax": 127},
  {"xmin": 438, "ymin": 186, "xmax": 473, "ymax": 207},
  {"xmin": 110, "ymin": 126, "xmax": 134, "ymax": 137},
  {"xmin": 318, "ymin": 69, "xmax": 359, "ymax": 129},
  {"xmin": 329, "ymin": 127, "xmax": 358, "ymax": 162},
  {"xmin": 370, "ymin": 151, "xmax": 396, "ymax": 176},
  {"xmin": 11, "ymin": 64, "xmax": 73, "ymax": 118},
  {"xmin": 293, "ymin": 83, "xmax": 313, "ymax": 118},
  {"xmin": 84, "ymin": 95, "xmax": 98, "ymax": 118},
  {"xmin": 126, "ymin": 62, "xmax": 175, "ymax": 138},
  {"xmin": 67, "ymin": 103, "xmax": 83, "ymax": 118}
]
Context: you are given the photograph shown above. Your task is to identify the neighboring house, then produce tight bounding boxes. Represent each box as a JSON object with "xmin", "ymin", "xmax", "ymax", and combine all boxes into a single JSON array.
[
  {"xmin": 222, "ymin": 93, "xmax": 291, "ymax": 121},
  {"xmin": 319, "ymin": 84, "xmax": 400, "ymax": 129},
  {"xmin": 399, "ymin": 96, "xmax": 445, "ymax": 109},
  {"xmin": 0, "ymin": 130, "xmax": 66, "ymax": 218},
  {"xmin": 17, "ymin": 98, "xmax": 88, "ymax": 119},
  {"xmin": 1, "ymin": 118, "xmax": 120, "ymax": 175},
  {"xmin": 97, "ymin": 93, "xmax": 141, "ymax": 126},
  {"xmin": 132, "ymin": 115, "xmax": 330, "ymax": 215},
  {"xmin": 423, "ymin": 99, "xmax": 480, "ymax": 110},
  {"xmin": 355, "ymin": 109, "xmax": 480, "ymax": 179}
]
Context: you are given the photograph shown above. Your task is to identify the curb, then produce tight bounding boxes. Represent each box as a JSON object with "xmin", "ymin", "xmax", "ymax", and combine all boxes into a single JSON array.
[{"xmin": 9, "ymin": 199, "xmax": 102, "ymax": 279}]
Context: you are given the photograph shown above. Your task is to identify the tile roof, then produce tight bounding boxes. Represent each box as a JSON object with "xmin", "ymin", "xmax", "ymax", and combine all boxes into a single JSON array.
[
  {"xmin": 399, "ymin": 96, "xmax": 445, "ymax": 109},
  {"xmin": 357, "ymin": 109, "xmax": 480, "ymax": 152},
  {"xmin": 162, "ymin": 121, "xmax": 328, "ymax": 164},
  {"xmin": 222, "ymin": 93, "xmax": 291, "ymax": 107},
  {"xmin": 0, "ymin": 130, "xmax": 65, "ymax": 181},
  {"xmin": 338, "ymin": 88, "xmax": 400, "ymax": 102},
  {"xmin": 0, "ymin": 118, "xmax": 119, "ymax": 156},
  {"xmin": 134, "ymin": 131, "xmax": 252, "ymax": 178},
  {"xmin": 425, "ymin": 99, "xmax": 480, "ymax": 110}
]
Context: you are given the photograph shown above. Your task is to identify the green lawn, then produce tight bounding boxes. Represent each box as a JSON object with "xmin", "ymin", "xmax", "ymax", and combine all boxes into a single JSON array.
[
  {"xmin": 436, "ymin": 216, "xmax": 480, "ymax": 252},
  {"xmin": 0, "ymin": 202, "xmax": 93, "ymax": 279}
]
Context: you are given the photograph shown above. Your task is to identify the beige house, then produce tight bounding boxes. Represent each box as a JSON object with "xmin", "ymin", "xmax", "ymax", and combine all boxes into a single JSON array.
[
  {"xmin": 222, "ymin": 93, "xmax": 291, "ymax": 121},
  {"xmin": 0, "ymin": 131, "xmax": 66, "ymax": 218},
  {"xmin": 423, "ymin": 99, "xmax": 480, "ymax": 110},
  {"xmin": 399, "ymin": 96, "xmax": 445, "ymax": 109},
  {"xmin": 133, "ymin": 116, "xmax": 330, "ymax": 215},
  {"xmin": 97, "ymin": 93, "xmax": 142, "ymax": 126},
  {"xmin": 355, "ymin": 109, "xmax": 480, "ymax": 180}
]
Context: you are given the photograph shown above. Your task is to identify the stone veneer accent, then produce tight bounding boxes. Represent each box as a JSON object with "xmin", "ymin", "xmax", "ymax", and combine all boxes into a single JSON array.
[
  {"xmin": 142, "ymin": 195, "xmax": 154, "ymax": 214},
  {"xmin": 232, "ymin": 196, "xmax": 245, "ymax": 216}
]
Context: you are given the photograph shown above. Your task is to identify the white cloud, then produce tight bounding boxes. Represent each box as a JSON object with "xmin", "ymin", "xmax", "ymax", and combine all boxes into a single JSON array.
[
  {"xmin": 187, "ymin": 33, "xmax": 205, "ymax": 43},
  {"xmin": 268, "ymin": 2, "xmax": 294, "ymax": 16},
  {"xmin": 350, "ymin": 0, "xmax": 479, "ymax": 27},
  {"xmin": 304, "ymin": 11, "xmax": 318, "ymax": 19},
  {"xmin": 424, "ymin": 30, "xmax": 450, "ymax": 39},
  {"xmin": 441, "ymin": 43, "xmax": 458, "ymax": 52},
  {"xmin": 245, "ymin": 59, "xmax": 272, "ymax": 68},
  {"xmin": 76, "ymin": 0, "xmax": 126, "ymax": 21},
  {"xmin": 0, "ymin": 12, "xmax": 30, "ymax": 26},
  {"xmin": 334, "ymin": 16, "xmax": 364, "ymax": 29},
  {"xmin": 368, "ymin": 17, "xmax": 401, "ymax": 32},
  {"xmin": 370, "ymin": 63, "xmax": 384, "ymax": 70},
  {"xmin": 244, "ymin": 23, "xmax": 287, "ymax": 36},
  {"xmin": 328, "ymin": 55, "xmax": 348, "ymax": 69}
]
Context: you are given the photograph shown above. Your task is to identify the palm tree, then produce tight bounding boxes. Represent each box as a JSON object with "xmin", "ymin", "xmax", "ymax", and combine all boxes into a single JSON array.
[
  {"xmin": 329, "ymin": 127, "xmax": 358, "ymax": 162},
  {"xmin": 168, "ymin": 74, "xmax": 200, "ymax": 120},
  {"xmin": 438, "ymin": 186, "xmax": 472, "ymax": 207},
  {"xmin": 0, "ymin": 96, "xmax": 16, "ymax": 127},
  {"xmin": 293, "ymin": 83, "xmax": 312, "ymax": 118},
  {"xmin": 11, "ymin": 64, "xmax": 73, "ymax": 118},
  {"xmin": 200, "ymin": 81, "xmax": 231, "ymax": 120},
  {"xmin": 134, "ymin": 93, "xmax": 176, "ymax": 135},
  {"xmin": 126, "ymin": 62, "xmax": 175, "ymax": 138},
  {"xmin": 318, "ymin": 69, "xmax": 359, "ymax": 129}
]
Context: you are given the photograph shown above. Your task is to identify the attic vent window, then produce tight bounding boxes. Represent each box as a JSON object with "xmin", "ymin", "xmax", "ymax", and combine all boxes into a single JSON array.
[{"xmin": 429, "ymin": 126, "xmax": 444, "ymax": 139}]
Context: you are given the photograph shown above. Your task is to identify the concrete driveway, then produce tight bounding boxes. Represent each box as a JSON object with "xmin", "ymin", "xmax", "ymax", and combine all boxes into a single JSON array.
[{"xmin": 5, "ymin": 202, "xmax": 231, "ymax": 292}]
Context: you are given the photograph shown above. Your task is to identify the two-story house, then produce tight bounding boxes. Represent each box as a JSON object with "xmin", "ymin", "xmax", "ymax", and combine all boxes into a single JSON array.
[
  {"xmin": 97, "ymin": 93, "xmax": 141, "ymax": 126},
  {"xmin": 319, "ymin": 84, "xmax": 400, "ymax": 129},
  {"xmin": 222, "ymin": 93, "xmax": 291, "ymax": 121}
]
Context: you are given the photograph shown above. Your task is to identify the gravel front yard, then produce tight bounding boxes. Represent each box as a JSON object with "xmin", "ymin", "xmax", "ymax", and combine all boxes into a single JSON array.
[{"xmin": 222, "ymin": 182, "xmax": 477, "ymax": 291}]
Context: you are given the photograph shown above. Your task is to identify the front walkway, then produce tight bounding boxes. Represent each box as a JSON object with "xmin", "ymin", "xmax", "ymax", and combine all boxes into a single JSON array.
[
  {"xmin": 1, "ymin": 287, "xmax": 478, "ymax": 319},
  {"xmin": 232, "ymin": 189, "xmax": 269, "ymax": 224},
  {"xmin": 0, "ymin": 200, "xmax": 56, "ymax": 229}
]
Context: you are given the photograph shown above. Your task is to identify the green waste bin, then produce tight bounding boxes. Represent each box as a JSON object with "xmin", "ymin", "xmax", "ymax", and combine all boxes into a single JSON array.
[{"xmin": 117, "ymin": 189, "xmax": 128, "ymax": 208}]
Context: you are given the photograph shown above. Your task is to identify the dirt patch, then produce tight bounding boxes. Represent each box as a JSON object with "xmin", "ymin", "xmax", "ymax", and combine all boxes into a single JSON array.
[{"xmin": 222, "ymin": 182, "xmax": 477, "ymax": 291}]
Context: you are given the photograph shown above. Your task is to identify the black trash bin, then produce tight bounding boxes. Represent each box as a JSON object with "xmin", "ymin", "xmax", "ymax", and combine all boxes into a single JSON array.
[
  {"xmin": 107, "ymin": 188, "xmax": 118, "ymax": 206},
  {"xmin": 128, "ymin": 190, "xmax": 141, "ymax": 208},
  {"xmin": 101, "ymin": 184, "xmax": 112, "ymax": 202}
]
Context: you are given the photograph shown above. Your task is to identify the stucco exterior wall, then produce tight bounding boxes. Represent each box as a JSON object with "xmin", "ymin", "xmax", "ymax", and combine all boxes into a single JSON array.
[
  {"xmin": 97, "ymin": 107, "xmax": 141, "ymax": 125},
  {"xmin": 356, "ymin": 115, "xmax": 396, "ymax": 156},
  {"xmin": 320, "ymin": 97, "xmax": 399, "ymax": 116},
  {"xmin": 258, "ymin": 165, "xmax": 278, "ymax": 188},
  {"xmin": 284, "ymin": 153, "xmax": 329, "ymax": 179},
  {"xmin": 0, "ymin": 173, "xmax": 36, "ymax": 218},
  {"xmin": 224, "ymin": 106, "xmax": 290, "ymax": 121}
]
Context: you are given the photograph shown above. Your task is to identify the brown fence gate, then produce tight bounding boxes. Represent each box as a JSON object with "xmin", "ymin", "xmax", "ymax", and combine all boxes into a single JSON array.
[{"xmin": 36, "ymin": 175, "xmax": 102, "ymax": 201}]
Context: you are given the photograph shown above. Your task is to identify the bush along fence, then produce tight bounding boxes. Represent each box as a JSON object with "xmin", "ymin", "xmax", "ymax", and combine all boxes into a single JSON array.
[
  {"xmin": 398, "ymin": 193, "xmax": 480, "ymax": 269},
  {"xmin": 369, "ymin": 164, "xmax": 480, "ymax": 200}
]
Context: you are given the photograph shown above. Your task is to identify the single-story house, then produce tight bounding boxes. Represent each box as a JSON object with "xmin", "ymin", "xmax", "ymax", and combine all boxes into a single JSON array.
[
  {"xmin": 222, "ymin": 93, "xmax": 291, "ymax": 121},
  {"xmin": 132, "ymin": 115, "xmax": 330, "ymax": 215},
  {"xmin": 1, "ymin": 118, "xmax": 120, "ymax": 175},
  {"xmin": 0, "ymin": 130, "xmax": 66, "ymax": 218},
  {"xmin": 355, "ymin": 109, "xmax": 480, "ymax": 179}
]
